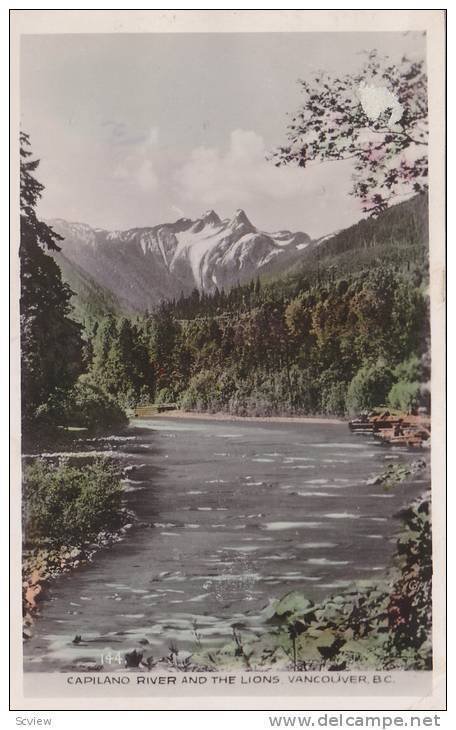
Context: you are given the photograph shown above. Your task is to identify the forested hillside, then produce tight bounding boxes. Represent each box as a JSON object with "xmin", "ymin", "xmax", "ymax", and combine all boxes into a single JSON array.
[
  {"xmin": 82, "ymin": 194, "xmax": 430, "ymax": 418},
  {"xmin": 169, "ymin": 194, "xmax": 429, "ymax": 320},
  {"xmin": 55, "ymin": 252, "xmax": 126, "ymax": 325},
  {"xmin": 277, "ymin": 193, "xmax": 429, "ymax": 293},
  {"xmin": 48, "ymin": 209, "xmax": 310, "ymax": 316}
]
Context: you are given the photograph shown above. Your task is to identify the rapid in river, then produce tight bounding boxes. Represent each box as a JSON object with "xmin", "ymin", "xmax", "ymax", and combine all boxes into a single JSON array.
[{"xmin": 23, "ymin": 416, "xmax": 429, "ymax": 672}]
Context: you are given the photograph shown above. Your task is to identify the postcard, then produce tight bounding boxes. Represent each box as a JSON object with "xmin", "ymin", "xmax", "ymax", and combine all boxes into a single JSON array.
[{"xmin": 10, "ymin": 9, "xmax": 446, "ymax": 711}]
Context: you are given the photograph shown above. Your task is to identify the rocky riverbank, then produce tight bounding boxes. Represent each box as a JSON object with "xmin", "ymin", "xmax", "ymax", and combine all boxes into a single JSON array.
[
  {"xmin": 21, "ymin": 441, "xmax": 143, "ymax": 639},
  {"xmin": 22, "ymin": 508, "xmax": 138, "ymax": 639}
]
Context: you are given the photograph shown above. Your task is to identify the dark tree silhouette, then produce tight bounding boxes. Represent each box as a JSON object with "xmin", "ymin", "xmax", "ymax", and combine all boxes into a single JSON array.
[{"xmin": 20, "ymin": 132, "xmax": 83, "ymax": 426}]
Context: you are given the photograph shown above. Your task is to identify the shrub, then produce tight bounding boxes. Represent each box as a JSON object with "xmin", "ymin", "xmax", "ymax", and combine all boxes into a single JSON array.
[
  {"xmin": 180, "ymin": 366, "xmax": 325, "ymax": 417},
  {"xmin": 346, "ymin": 363, "xmax": 394, "ymax": 414},
  {"xmin": 388, "ymin": 492, "xmax": 432, "ymax": 657},
  {"xmin": 227, "ymin": 372, "xmax": 282, "ymax": 416},
  {"xmin": 23, "ymin": 457, "xmax": 124, "ymax": 548},
  {"xmin": 393, "ymin": 355, "xmax": 423, "ymax": 383},
  {"xmin": 320, "ymin": 381, "xmax": 348, "ymax": 416},
  {"xmin": 228, "ymin": 392, "xmax": 276, "ymax": 417},
  {"xmin": 63, "ymin": 376, "xmax": 128, "ymax": 431},
  {"xmin": 116, "ymin": 387, "xmax": 141, "ymax": 411},
  {"xmin": 387, "ymin": 380, "xmax": 421, "ymax": 413},
  {"xmin": 155, "ymin": 386, "xmax": 179, "ymax": 405},
  {"xmin": 179, "ymin": 370, "xmax": 222, "ymax": 412},
  {"xmin": 287, "ymin": 367, "xmax": 320, "ymax": 414}
]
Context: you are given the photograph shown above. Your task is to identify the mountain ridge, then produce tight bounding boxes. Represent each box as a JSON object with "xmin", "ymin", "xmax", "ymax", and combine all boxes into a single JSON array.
[{"xmin": 48, "ymin": 209, "xmax": 311, "ymax": 314}]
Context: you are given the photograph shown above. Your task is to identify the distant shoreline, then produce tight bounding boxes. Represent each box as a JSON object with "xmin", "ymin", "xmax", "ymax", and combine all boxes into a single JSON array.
[{"xmin": 134, "ymin": 409, "xmax": 346, "ymax": 426}]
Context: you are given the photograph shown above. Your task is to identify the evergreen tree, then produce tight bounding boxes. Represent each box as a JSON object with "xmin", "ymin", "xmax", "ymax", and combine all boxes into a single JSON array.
[
  {"xmin": 89, "ymin": 314, "xmax": 155, "ymax": 407},
  {"xmin": 20, "ymin": 133, "xmax": 83, "ymax": 426},
  {"xmin": 151, "ymin": 305, "xmax": 181, "ymax": 392}
]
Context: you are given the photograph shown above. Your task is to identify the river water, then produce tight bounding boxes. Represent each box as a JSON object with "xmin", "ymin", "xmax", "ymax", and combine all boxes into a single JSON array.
[{"xmin": 23, "ymin": 416, "xmax": 428, "ymax": 672}]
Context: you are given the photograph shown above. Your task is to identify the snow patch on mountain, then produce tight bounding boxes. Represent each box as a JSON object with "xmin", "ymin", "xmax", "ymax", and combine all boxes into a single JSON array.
[{"xmin": 47, "ymin": 209, "xmax": 311, "ymax": 311}]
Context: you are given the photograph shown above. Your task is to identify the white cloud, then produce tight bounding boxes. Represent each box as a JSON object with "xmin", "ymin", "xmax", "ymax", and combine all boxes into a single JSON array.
[
  {"xmin": 96, "ymin": 126, "xmax": 360, "ymax": 236},
  {"xmin": 177, "ymin": 129, "xmax": 311, "ymax": 206},
  {"xmin": 175, "ymin": 129, "xmax": 359, "ymax": 230}
]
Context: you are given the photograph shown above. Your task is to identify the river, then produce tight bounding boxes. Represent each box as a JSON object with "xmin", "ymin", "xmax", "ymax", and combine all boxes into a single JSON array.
[{"xmin": 23, "ymin": 416, "xmax": 429, "ymax": 672}]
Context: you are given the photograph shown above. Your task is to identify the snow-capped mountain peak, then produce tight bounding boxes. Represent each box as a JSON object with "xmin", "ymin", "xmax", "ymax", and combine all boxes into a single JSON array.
[
  {"xmin": 47, "ymin": 209, "xmax": 311, "ymax": 312},
  {"xmin": 201, "ymin": 209, "xmax": 222, "ymax": 227},
  {"xmin": 227, "ymin": 209, "xmax": 255, "ymax": 234}
]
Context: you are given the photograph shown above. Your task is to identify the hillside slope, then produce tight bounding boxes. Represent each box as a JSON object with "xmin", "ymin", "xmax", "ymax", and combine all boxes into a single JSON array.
[
  {"xmin": 271, "ymin": 194, "xmax": 429, "ymax": 295},
  {"xmin": 48, "ymin": 210, "xmax": 310, "ymax": 314}
]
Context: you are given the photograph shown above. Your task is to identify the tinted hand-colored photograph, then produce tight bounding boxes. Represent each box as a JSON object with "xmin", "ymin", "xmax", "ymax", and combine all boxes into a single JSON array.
[{"xmin": 11, "ymin": 10, "xmax": 446, "ymax": 709}]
